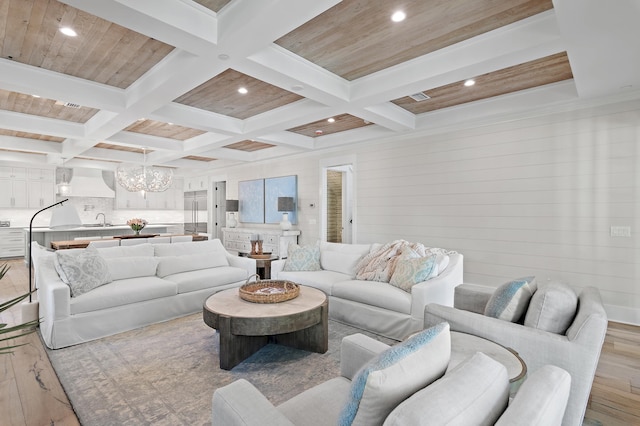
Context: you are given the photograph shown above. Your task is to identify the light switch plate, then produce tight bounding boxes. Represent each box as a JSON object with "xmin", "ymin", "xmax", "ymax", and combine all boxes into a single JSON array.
[{"xmin": 610, "ymin": 226, "xmax": 631, "ymax": 237}]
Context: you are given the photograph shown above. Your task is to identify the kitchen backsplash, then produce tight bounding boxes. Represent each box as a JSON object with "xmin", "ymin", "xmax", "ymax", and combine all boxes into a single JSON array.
[{"xmin": 0, "ymin": 196, "xmax": 183, "ymax": 228}]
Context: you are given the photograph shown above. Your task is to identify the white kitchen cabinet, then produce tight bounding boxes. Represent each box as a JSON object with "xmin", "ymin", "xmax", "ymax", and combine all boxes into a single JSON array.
[
  {"xmin": 0, "ymin": 228, "xmax": 25, "ymax": 258},
  {"xmin": 28, "ymin": 180, "xmax": 55, "ymax": 208},
  {"xmin": 222, "ymin": 227, "xmax": 300, "ymax": 258},
  {"xmin": 184, "ymin": 175, "xmax": 208, "ymax": 192},
  {"xmin": 28, "ymin": 168, "xmax": 54, "ymax": 181},
  {"xmin": 116, "ymin": 177, "xmax": 183, "ymax": 210},
  {"xmin": 0, "ymin": 175, "xmax": 28, "ymax": 208}
]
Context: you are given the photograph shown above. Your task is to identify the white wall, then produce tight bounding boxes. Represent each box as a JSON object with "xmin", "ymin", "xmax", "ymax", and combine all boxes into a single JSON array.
[{"xmin": 219, "ymin": 98, "xmax": 640, "ymax": 325}]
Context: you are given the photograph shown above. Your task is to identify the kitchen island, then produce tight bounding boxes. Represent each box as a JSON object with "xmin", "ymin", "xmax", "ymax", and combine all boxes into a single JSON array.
[
  {"xmin": 51, "ymin": 234, "xmax": 208, "ymax": 249},
  {"xmin": 27, "ymin": 224, "xmax": 173, "ymax": 253}
]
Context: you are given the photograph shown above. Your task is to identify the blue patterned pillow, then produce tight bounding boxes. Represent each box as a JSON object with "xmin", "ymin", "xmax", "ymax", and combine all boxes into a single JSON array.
[
  {"xmin": 339, "ymin": 323, "xmax": 450, "ymax": 426},
  {"xmin": 484, "ymin": 276, "xmax": 537, "ymax": 322},
  {"xmin": 283, "ymin": 243, "xmax": 321, "ymax": 271},
  {"xmin": 389, "ymin": 250, "xmax": 437, "ymax": 292}
]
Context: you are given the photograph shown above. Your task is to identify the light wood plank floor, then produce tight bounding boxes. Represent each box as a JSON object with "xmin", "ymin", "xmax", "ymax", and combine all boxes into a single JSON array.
[{"xmin": 1, "ymin": 258, "xmax": 639, "ymax": 425}]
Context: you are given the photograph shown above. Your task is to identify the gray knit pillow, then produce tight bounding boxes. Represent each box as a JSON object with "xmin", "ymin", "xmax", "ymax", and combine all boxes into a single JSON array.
[{"xmin": 54, "ymin": 246, "xmax": 112, "ymax": 297}]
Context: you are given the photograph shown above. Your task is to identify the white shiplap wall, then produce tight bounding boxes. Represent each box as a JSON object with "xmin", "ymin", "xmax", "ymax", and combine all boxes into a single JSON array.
[{"xmin": 218, "ymin": 99, "xmax": 640, "ymax": 325}]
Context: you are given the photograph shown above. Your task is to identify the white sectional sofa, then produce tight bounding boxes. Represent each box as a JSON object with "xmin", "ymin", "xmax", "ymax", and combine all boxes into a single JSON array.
[
  {"xmin": 272, "ymin": 241, "xmax": 463, "ymax": 340},
  {"xmin": 32, "ymin": 239, "xmax": 255, "ymax": 349}
]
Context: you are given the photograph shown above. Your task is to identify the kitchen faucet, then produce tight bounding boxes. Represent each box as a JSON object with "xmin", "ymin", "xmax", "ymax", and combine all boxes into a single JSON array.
[{"xmin": 95, "ymin": 212, "xmax": 106, "ymax": 227}]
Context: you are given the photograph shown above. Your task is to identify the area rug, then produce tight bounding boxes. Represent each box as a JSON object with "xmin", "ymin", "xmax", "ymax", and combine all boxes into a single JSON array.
[{"xmin": 45, "ymin": 314, "xmax": 395, "ymax": 426}]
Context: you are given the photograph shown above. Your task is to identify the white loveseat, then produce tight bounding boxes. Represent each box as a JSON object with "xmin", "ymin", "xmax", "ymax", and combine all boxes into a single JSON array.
[
  {"xmin": 271, "ymin": 241, "xmax": 463, "ymax": 340},
  {"xmin": 32, "ymin": 239, "xmax": 255, "ymax": 349}
]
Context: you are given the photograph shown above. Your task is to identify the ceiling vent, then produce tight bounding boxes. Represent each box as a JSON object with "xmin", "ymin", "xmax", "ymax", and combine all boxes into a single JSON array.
[
  {"xmin": 55, "ymin": 100, "xmax": 82, "ymax": 109},
  {"xmin": 409, "ymin": 92, "xmax": 431, "ymax": 102}
]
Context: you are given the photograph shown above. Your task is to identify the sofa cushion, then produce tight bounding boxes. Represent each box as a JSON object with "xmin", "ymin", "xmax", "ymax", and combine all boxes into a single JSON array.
[
  {"xmin": 279, "ymin": 377, "xmax": 352, "ymax": 426},
  {"xmin": 70, "ymin": 276, "xmax": 177, "ymax": 314},
  {"xmin": 153, "ymin": 240, "xmax": 223, "ymax": 257},
  {"xmin": 524, "ymin": 281, "xmax": 577, "ymax": 334},
  {"xmin": 276, "ymin": 270, "xmax": 351, "ymax": 295},
  {"xmin": 320, "ymin": 242, "xmax": 371, "ymax": 276},
  {"xmin": 389, "ymin": 249, "xmax": 437, "ymax": 292},
  {"xmin": 284, "ymin": 243, "xmax": 321, "ymax": 271},
  {"xmin": 54, "ymin": 246, "xmax": 112, "ymax": 297},
  {"xmin": 105, "ymin": 256, "xmax": 160, "ymax": 281},
  {"xmin": 156, "ymin": 251, "xmax": 229, "ymax": 278},
  {"xmin": 339, "ymin": 322, "xmax": 450, "ymax": 426},
  {"xmin": 97, "ymin": 243, "xmax": 154, "ymax": 258},
  {"xmin": 384, "ymin": 352, "xmax": 509, "ymax": 426},
  {"xmin": 163, "ymin": 266, "xmax": 247, "ymax": 293},
  {"xmin": 332, "ymin": 280, "xmax": 411, "ymax": 314},
  {"xmin": 484, "ymin": 276, "xmax": 537, "ymax": 322}
]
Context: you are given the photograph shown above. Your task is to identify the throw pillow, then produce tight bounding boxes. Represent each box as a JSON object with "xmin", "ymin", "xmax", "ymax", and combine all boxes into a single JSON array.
[
  {"xmin": 283, "ymin": 242, "xmax": 321, "ymax": 271},
  {"xmin": 54, "ymin": 246, "xmax": 112, "ymax": 297},
  {"xmin": 339, "ymin": 322, "xmax": 451, "ymax": 426},
  {"xmin": 389, "ymin": 248, "xmax": 437, "ymax": 292},
  {"xmin": 524, "ymin": 281, "xmax": 578, "ymax": 334},
  {"xmin": 484, "ymin": 276, "xmax": 537, "ymax": 322}
]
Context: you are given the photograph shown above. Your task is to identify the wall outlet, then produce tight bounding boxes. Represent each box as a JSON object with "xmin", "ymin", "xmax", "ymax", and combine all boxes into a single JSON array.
[{"xmin": 610, "ymin": 225, "xmax": 631, "ymax": 237}]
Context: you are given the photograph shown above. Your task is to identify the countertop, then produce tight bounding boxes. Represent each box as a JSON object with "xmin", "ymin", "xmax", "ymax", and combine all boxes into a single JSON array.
[{"xmin": 27, "ymin": 224, "xmax": 174, "ymax": 232}]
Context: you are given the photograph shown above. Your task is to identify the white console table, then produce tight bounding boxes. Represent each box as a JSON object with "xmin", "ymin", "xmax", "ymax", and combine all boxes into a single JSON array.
[{"xmin": 222, "ymin": 227, "xmax": 300, "ymax": 259}]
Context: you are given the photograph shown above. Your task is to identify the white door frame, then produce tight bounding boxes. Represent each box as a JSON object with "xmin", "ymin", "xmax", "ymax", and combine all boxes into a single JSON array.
[{"xmin": 319, "ymin": 155, "xmax": 356, "ymax": 243}]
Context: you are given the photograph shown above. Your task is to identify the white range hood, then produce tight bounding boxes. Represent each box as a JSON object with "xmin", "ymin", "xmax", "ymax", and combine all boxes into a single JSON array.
[{"xmin": 65, "ymin": 168, "xmax": 116, "ymax": 198}]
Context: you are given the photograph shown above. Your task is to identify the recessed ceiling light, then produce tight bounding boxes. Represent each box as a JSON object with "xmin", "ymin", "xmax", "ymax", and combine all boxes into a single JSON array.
[
  {"xmin": 391, "ymin": 11, "xmax": 406, "ymax": 22},
  {"xmin": 60, "ymin": 27, "xmax": 77, "ymax": 37},
  {"xmin": 32, "ymin": 94, "xmax": 41, "ymax": 98},
  {"xmin": 218, "ymin": 53, "xmax": 230, "ymax": 60},
  {"xmin": 464, "ymin": 79, "xmax": 476, "ymax": 87},
  {"xmin": 238, "ymin": 87, "xmax": 248, "ymax": 94},
  {"xmin": 327, "ymin": 118, "xmax": 335, "ymax": 123},
  {"xmin": 291, "ymin": 84, "xmax": 304, "ymax": 91},
  {"xmin": 315, "ymin": 130, "xmax": 323, "ymax": 135}
]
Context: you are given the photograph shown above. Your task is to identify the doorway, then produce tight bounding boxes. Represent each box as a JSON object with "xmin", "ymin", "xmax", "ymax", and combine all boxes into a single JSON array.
[{"xmin": 321, "ymin": 157, "xmax": 355, "ymax": 244}]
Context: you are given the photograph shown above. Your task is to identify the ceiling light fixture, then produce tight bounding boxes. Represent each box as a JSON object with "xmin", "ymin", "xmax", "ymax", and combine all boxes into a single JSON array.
[
  {"xmin": 327, "ymin": 117, "xmax": 335, "ymax": 123},
  {"xmin": 238, "ymin": 87, "xmax": 248, "ymax": 94},
  {"xmin": 59, "ymin": 27, "xmax": 77, "ymax": 37},
  {"xmin": 57, "ymin": 158, "xmax": 72, "ymax": 196},
  {"xmin": 391, "ymin": 11, "xmax": 406, "ymax": 22},
  {"xmin": 464, "ymin": 79, "xmax": 476, "ymax": 87},
  {"xmin": 116, "ymin": 148, "xmax": 173, "ymax": 197}
]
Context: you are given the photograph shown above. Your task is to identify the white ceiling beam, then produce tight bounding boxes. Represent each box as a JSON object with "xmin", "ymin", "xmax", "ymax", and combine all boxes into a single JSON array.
[
  {"xmin": 0, "ymin": 110, "xmax": 85, "ymax": 139},
  {"xmin": 151, "ymin": 103, "xmax": 244, "ymax": 135},
  {"xmin": 0, "ymin": 136, "xmax": 61, "ymax": 155}
]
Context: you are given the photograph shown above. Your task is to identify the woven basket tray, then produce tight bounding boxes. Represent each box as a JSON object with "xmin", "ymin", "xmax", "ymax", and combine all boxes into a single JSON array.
[{"xmin": 239, "ymin": 274, "xmax": 300, "ymax": 304}]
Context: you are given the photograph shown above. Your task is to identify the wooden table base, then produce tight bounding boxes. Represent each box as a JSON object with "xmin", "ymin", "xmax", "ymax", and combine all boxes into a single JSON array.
[{"xmin": 203, "ymin": 287, "xmax": 328, "ymax": 370}]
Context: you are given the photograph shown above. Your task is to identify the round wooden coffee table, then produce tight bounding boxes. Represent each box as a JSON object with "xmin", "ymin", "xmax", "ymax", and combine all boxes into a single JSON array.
[{"xmin": 203, "ymin": 285, "xmax": 328, "ymax": 370}]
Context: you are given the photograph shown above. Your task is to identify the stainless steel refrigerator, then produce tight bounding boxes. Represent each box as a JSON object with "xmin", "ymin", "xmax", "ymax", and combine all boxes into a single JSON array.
[{"xmin": 184, "ymin": 190, "xmax": 208, "ymax": 234}]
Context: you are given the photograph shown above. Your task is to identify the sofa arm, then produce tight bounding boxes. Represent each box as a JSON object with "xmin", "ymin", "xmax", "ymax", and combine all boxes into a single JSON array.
[
  {"xmin": 227, "ymin": 255, "xmax": 256, "ymax": 278},
  {"xmin": 212, "ymin": 379, "xmax": 294, "ymax": 426},
  {"xmin": 495, "ymin": 365, "xmax": 571, "ymax": 426},
  {"xmin": 339, "ymin": 333, "xmax": 390, "ymax": 380},
  {"xmin": 270, "ymin": 259, "xmax": 286, "ymax": 279},
  {"xmin": 409, "ymin": 253, "xmax": 463, "ymax": 319},
  {"xmin": 453, "ymin": 283, "xmax": 495, "ymax": 314}
]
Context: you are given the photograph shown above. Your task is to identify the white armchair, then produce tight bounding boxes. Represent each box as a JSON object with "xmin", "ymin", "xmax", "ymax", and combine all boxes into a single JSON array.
[{"xmin": 424, "ymin": 284, "xmax": 607, "ymax": 426}]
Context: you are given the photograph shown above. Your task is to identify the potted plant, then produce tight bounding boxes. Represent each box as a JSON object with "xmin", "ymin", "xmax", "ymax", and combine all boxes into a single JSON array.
[{"xmin": 0, "ymin": 263, "xmax": 39, "ymax": 355}]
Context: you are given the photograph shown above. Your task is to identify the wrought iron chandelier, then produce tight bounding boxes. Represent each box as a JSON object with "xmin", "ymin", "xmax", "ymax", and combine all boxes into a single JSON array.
[{"xmin": 115, "ymin": 148, "xmax": 173, "ymax": 194}]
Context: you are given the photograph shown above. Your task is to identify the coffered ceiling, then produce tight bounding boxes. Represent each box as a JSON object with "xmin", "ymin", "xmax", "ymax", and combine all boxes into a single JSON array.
[{"xmin": 0, "ymin": 0, "xmax": 639, "ymax": 175}]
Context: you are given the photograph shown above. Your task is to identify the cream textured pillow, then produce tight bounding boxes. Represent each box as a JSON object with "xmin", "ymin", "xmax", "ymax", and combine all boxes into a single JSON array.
[
  {"xmin": 283, "ymin": 243, "xmax": 321, "ymax": 271},
  {"xmin": 54, "ymin": 246, "xmax": 112, "ymax": 297},
  {"xmin": 389, "ymin": 250, "xmax": 437, "ymax": 292},
  {"xmin": 524, "ymin": 281, "xmax": 577, "ymax": 334},
  {"xmin": 484, "ymin": 276, "xmax": 537, "ymax": 322},
  {"xmin": 339, "ymin": 322, "xmax": 451, "ymax": 426}
]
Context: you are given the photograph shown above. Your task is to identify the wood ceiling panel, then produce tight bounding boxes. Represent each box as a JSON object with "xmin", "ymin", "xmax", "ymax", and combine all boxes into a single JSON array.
[
  {"xmin": 276, "ymin": 0, "xmax": 553, "ymax": 80},
  {"xmin": 224, "ymin": 140, "xmax": 275, "ymax": 152},
  {"xmin": 392, "ymin": 52, "xmax": 573, "ymax": 114},
  {"xmin": 183, "ymin": 155, "xmax": 217, "ymax": 162},
  {"xmin": 0, "ymin": 89, "xmax": 98, "ymax": 123},
  {"xmin": 0, "ymin": 0, "xmax": 174, "ymax": 89},
  {"xmin": 191, "ymin": 0, "xmax": 231, "ymax": 13},
  {"xmin": 95, "ymin": 142, "xmax": 148, "ymax": 153},
  {"xmin": 288, "ymin": 113, "xmax": 372, "ymax": 138},
  {"xmin": 0, "ymin": 128, "xmax": 64, "ymax": 142},
  {"xmin": 124, "ymin": 119, "xmax": 206, "ymax": 141},
  {"xmin": 174, "ymin": 69, "xmax": 303, "ymax": 119}
]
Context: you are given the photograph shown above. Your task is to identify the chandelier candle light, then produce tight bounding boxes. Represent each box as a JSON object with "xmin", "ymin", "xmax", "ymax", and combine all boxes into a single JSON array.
[{"xmin": 127, "ymin": 218, "xmax": 147, "ymax": 235}]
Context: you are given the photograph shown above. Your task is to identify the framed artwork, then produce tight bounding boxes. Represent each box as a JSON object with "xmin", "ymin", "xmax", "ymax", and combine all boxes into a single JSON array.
[
  {"xmin": 265, "ymin": 175, "xmax": 298, "ymax": 224},
  {"xmin": 238, "ymin": 179, "xmax": 265, "ymax": 223}
]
